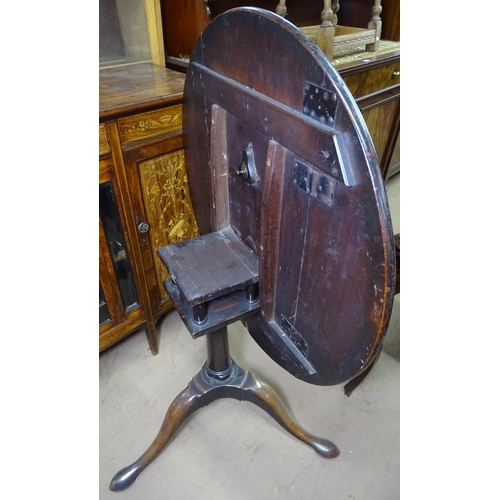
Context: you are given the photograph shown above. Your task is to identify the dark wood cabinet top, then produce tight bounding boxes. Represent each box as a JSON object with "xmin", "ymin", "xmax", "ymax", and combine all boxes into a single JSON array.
[{"xmin": 99, "ymin": 63, "xmax": 186, "ymax": 120}]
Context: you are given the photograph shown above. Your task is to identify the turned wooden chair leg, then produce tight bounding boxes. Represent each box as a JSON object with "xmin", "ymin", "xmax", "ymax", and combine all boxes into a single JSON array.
[
  {"xmin": 366, "ymin": 0, "xmax": 382, "ymax": 52},
  {"xmin": 276, "ymin": 0, "xmax": 287, "ymax": 17},
  {"xmin": 317, "ymin": 1, "xmax": 336, "ymax": 61}
]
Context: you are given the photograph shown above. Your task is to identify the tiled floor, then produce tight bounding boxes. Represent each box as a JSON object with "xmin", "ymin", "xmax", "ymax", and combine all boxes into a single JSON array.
[{"xmin": 99, "ymin": 173, "xmax": 400, "ymax": 500}]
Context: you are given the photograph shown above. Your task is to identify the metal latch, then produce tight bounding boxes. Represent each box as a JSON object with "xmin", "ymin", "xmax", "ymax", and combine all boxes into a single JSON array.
[{"xmin": 236, "ymin": 143, "xmax": 258, "ymax": 185}]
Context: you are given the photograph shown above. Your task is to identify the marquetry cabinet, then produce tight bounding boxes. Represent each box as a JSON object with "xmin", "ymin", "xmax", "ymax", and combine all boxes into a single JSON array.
[{"xmin": 99, "ymin": 63, "xmax": 199, "ymax": 354}]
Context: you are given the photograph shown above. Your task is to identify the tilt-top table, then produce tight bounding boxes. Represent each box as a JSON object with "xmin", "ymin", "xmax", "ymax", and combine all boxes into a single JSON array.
[{"xmin": 110, "ymin": 7, "xmax": 396, "ymax": 492}]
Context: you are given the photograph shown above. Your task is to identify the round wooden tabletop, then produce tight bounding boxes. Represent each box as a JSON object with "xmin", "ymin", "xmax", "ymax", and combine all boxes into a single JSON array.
[{"xmin": 183, "ymin": 7, "xmax": 396, "ymax": 386}]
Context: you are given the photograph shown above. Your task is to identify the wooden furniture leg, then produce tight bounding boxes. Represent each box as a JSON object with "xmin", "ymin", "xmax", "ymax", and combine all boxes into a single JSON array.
[
  {"xmin": 275, "ymin": 1, "xmax": 287, "ymax": 17},
  {"xmin": 110, "ymin": 326, "xmax": 339, "ymax": 491},
  {"xmin": 317, "ymin": 1, "xmax": 336, "ymax": 60},
  {"xmin": 109, "ymin": 371, "xmax": 207, "ymax": 491},
  {"xmin": 238, "ymin": 370, "xmax": 339, "ymax": 458},
  {"xmin": 366, "ymin": 0, "xmax": 382, "ymax": 52}
]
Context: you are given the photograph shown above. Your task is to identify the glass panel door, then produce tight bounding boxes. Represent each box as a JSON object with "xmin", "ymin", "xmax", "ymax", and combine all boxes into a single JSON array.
[{"xmin": 99, "ymin": 181, "xmax": 139, "ymax": 313}]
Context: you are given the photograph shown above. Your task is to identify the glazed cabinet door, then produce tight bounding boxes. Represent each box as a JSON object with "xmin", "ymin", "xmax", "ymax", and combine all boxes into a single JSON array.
[
  {"xmin": 122, "ymin": 134, "xmax": 199, "ymax": 320},
  {"xmin": 99, "ymin": 155, "xmax": 146, "ymax": 350}
]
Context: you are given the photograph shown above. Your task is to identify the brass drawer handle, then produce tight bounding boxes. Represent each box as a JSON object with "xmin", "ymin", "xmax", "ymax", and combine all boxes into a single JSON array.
[{"xmin": 393, "ymin": 71, "xmax": 400, "ymax": 77}]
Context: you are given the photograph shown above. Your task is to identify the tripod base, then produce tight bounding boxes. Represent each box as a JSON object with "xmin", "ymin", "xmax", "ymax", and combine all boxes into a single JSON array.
[{"xmin": 110, "ymin": 357, "xmax": 339, "ymax": 491}]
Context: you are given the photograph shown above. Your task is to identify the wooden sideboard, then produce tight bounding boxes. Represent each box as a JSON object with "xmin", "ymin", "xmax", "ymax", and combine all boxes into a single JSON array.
[{"xmin": 99, "ymin": 63, "xmax": 199, "ymax": 354}]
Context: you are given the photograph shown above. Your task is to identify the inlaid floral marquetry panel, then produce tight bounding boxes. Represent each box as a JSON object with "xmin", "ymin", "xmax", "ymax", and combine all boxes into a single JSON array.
[
  {"xmin": 118, "ymin": 104, "xmax": 183, "ymax": 145},
  {"xmin": 139, "ymin": 149, "xmax": 199, "ymax": 300}
]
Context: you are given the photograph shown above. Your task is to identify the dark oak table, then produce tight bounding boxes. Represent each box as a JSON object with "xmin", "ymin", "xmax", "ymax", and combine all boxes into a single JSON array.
[{"xmin": 110, "ymin": 8, "xmax": 396, "ymax": 491}]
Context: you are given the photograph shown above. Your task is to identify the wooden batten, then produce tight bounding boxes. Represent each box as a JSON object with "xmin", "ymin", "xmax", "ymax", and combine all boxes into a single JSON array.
[{"xmin": 209, "ymin": 105, "xmax": 230, "ymax": 231}]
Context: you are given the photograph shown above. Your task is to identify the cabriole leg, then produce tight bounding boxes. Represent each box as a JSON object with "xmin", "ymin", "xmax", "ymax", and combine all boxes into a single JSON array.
[
  {"xmin": 109, "ymin": 378, "xmax": 206, "ymax": 491},
  {"xmin": 240, "ymin": 371, "xmax": 340, "ymax": 458}
]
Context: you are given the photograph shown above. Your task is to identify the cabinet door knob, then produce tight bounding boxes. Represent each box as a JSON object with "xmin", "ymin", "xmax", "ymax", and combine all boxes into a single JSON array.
[
  {"xmin": 393, "ymin": 71, "xmax": 400, "ymax": 77},
  {"xmin": 137, "ymin": 222, "xmax": 150, "ymax": 233}
]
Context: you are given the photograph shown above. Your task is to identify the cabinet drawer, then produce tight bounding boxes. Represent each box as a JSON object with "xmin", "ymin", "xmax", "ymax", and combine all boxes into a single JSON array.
[
  {"xmin": 343, "ymin": 61, "xmax": 400, "ymax": 99},
  {"xmin": 99, "ymin": 124, "xmax": 110, "ymax": 155},
  {"xmin": 117, "ymin": 104, "xmax": 183, "ymax": 145}
]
